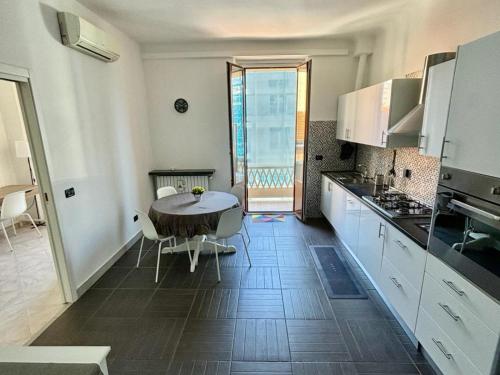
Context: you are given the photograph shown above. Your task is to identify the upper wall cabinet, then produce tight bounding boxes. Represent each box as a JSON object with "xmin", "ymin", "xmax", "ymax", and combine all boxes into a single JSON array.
[
  {"xmin": 442, "ymin": 31, "xmax": 500, "ymax": 178},
  {"xmin": 419, "ymin": 59, "xmax": 456, "ymax": 158},
  {"xmin": 337, "ymin": 79, "xmax": 421, "ymax": 148}
]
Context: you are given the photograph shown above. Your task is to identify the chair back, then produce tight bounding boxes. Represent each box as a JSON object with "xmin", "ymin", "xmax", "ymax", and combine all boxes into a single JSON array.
[
  {"xmin": 1, "ymin": 191, "xmax": 27, "ymax": 220},
  {"xmin": 230, "ymin": 184, "xmax": 244, "ymax": 206},
  {"xmin": 216, "ymin": 207, "xmax": 243, "ymax": 238},
  {"xmin": 135, "ymin": 210, "xmax": 159, "ymax": 241},
  {"xmin": 157, "ymin": 186, "xmax": 177, "ymax": 199}
]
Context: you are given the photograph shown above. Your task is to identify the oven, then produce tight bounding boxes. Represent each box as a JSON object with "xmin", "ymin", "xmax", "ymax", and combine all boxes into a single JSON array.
[{"xmin": 429, "ymin": 167, "xmax": 500, "ymax": 301}]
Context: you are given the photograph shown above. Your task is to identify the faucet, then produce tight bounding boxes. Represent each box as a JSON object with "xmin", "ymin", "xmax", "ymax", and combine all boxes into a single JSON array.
[{"xmin": 358, "ymin": 164, "xmax": 368, "ymax": 181}]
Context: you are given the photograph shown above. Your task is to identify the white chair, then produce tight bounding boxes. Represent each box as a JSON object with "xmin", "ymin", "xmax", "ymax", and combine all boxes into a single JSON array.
[
  {"xmin": 206, "ymin": 207, "xmax": 251, "ymax": 282},
  {"xmin": 0, "ymin": 191, "xmax": 41, "ymax": 251},
  {"xmin": 230, "ymin": 184, "xmax": 251, "ymax": 243},
  {"xmin": 135, "ymin": 210, "xmax": 184, "ymax": 282},
  {"xmin": 157, "ymin": 186, "xmax": 177, "ymax": 199}
]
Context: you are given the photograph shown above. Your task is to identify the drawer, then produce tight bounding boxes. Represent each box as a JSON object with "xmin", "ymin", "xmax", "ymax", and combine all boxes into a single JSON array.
[
  {"xmin": 383, "ymin": 224, "xmax": 426, "ymax": 290},
  {"xmin": 420, "ymin": 272, "xmax": 499, "ymax": 374},
  {"xmin": 426, "ymin": 254, "xmax": 500, "ymax": 334},
  {"xmin": 379, "ymin": 257, "xmax": 420, "ymax": 331},
  {"xmin": 416, "ymin": 309, "xmax": 482, "ymax": 375}
]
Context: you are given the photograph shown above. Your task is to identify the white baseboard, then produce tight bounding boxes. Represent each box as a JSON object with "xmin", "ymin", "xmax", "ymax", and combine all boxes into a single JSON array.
[{"xmin": 76, "ymin": 230, "xmax": 142, "ymax": 297}]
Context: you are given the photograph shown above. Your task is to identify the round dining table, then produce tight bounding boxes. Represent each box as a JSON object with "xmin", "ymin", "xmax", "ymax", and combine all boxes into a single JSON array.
[{"xmin": 149, "ymin": 191, "xmax": 240, "ymax": 271}]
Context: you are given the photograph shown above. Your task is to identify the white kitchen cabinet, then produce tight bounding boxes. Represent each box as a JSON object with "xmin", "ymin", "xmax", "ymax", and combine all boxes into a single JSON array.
[
  {"xmin": 336, "ymin": 79, "xmax": 421, "ymax": 148},
  {"xmin": 320, "ymin": 175, "xmax": 333, "ymax": 223},
  {"xmin": 442, "ymin": 31, "xmax": 500, "ymax": 178},
  {"xmin": 356, "ymin": 204, "xmax": 386, "ymax": 281},
  {"xmin": 419, "ymin": 59, "xmax": 456, "ymax": 157},
  {"xmin": 344, "ymin": 195, "xmax": 361, "ymax": 255},
  {"xmin": 330, "ymin": 181, "xmax": 346, "ymax": 236}
]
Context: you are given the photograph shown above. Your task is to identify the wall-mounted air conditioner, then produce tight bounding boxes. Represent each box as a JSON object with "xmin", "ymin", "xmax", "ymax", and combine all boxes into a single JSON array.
[{"xmin": 57, "ymin": 12, "xmax": 120, "ymax": 62}]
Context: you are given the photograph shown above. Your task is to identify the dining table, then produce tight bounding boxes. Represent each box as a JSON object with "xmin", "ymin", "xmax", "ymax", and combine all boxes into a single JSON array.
[
  {"xmin": 149, "ymin": 191, "xmax": 240, "ymax": 272},
  {"xmin": 0, "ymin": 184, "xmax": 39, "ymax": 205}
]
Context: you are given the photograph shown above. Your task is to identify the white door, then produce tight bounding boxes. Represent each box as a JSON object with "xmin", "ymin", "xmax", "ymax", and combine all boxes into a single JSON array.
[
  {"xmin": 443, "ymin": 31, "xmax": 500, "ymax": 177},
  {"xmin": 357, "ymin": 206, "xmax": 385, "ymax": 281},
  {"xmin": 420, "ymin": 60, "xmax": 455, "ymax": 158}
]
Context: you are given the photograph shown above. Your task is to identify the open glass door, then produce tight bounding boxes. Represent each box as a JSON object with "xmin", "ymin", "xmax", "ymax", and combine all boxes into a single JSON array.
[
  {"xmin": 293, "ymin": 61, "xmax": 312, "ymax": 221},
  {"xmin": 227, "ymin": 62, "xmax": 247, "ymax": 210}
]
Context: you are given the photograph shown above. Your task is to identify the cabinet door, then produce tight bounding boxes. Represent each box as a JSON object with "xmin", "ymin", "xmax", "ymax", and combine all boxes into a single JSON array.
[
  {"xmin": 320, "ymin": 176, "xmax": 332, "ymax": 223},
  {"xmin": 337, "ymin": 94, "xmax": 351, "ymax": 141},
  {"xmin": 443, "ymin": 31, "xmax": 500, "ymax": 177},
  {"xmin": 420, "ymin": 60, "xmax": 455, "ymax": 157},
  {"xmin": 357, "ymin": 205, "xmax": 385, "ymax": 281},
  {"xmin": 344, "ymin": 195, "xmax": 361, "ymax": 255},
  {"xmin": 331, "ymin": 182, "xmax": 346, "ymax": 237}
]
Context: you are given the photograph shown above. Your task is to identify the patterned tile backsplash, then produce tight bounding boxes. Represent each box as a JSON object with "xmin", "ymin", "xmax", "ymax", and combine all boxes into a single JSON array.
[
  {"xmin": 356, "ymin": 144, "xmax": 441, "ymax": 205},
  {"xmin": 305, "ymin": 121, "xmax": 355, "ymax": 218}
]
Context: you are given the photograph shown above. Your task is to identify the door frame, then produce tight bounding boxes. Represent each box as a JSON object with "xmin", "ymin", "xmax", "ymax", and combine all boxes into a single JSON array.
[{"xmin": 0, "ymin": 62, "xmax": 77, "ymax": 303}]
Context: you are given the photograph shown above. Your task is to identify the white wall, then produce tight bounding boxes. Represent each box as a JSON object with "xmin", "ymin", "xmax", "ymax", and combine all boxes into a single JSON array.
[
  {"xmin": 143, "ymin": 42, "xmax": 356, "ymax": 190},
  {"xmin": 368, "ymin": 0, "xmax": 500, "ymax": 83},
  {"xmin": 0, "ymin": 0, "xmax": 153, "ymax": 290}
]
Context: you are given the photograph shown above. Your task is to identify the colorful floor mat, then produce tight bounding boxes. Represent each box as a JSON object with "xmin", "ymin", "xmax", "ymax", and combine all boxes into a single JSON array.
[{"xmin": 251, "ymin": 214, "xmax": 286, "ymax": 223}]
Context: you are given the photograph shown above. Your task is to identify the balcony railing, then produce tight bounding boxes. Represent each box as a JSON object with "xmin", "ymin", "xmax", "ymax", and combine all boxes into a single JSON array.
[{"xmin": 247, "ymin": 166, "xmax": 294, "ymax": 189}]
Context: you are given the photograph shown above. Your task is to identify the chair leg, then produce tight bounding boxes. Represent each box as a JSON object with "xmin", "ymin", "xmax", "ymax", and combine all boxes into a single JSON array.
[
  {"xmin": 243, "ymin": 221, "xmax": 250, "ymax": 244},
  {"xmin": 11, "ymin": 219, "xmax": 17, "ymax": 236},
  {"xmin": 25, "ymin": 213, "xmax": 41, "ymax": 237},
  {"xmin": 155, "ymin": 241, "xmax": 162, "ymax": 283},
  {"xmin": 185, "ymin": 238, "xmax": 193, "ymax": 264},
  {"xmin": 1, "ymin": 222, "xmax": 13, "ymax": 251},
  {"xmin": 239, "ymin": 233, "xmax": 252, "ymax": 267},
  {"xmin": 214, "ymin": 241, "xmax": 221, "ymax": 282},
  {"xmin": 136, "ymin": 235, "xmax": 145, "ymax": 268}
]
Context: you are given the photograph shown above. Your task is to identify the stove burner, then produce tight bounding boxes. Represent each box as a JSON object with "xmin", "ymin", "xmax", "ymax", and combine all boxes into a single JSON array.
[{"xmin": 362, "ymin": 191, "xmax": 433, "ymax": 218}]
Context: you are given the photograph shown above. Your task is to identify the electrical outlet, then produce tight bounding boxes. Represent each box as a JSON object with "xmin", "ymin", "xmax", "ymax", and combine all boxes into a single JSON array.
[
  {"xmin": 315, "ymin": 154, "xmax": 323, "ymax": 160},
  {"xmin": 64, "ymin": 187, "xmax": 75, "ymax": 198},
  {"xmin": 133, "ymin": 214, "xmax": 138, "ymax": 222},
  {"xmin": 403, "ymin": 169, "xmax": 412, "ymax": 178}
]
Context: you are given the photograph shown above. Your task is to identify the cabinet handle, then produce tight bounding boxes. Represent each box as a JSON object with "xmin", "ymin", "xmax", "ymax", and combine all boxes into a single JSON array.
[
  {"xmin": 438, "ymin": 303, "xmax": 461, "ymax": 322},
  {"xmin": 418, "ymin": 132, "xmax": 425, "ymax": 150},
  {"xmin": 441, "ymin": 139, "xmax": 450, "ymax": 159},
  {"xmin": 390, "ymin": 277, "xmax": 402, "ymax": 288},
  {"xmin": 328, "ymin": 182, "xmax": 332, "ymax": 192},
  {"xmin": 345, "ymin": 128, "xmax": 348, "ymax": 139},
  {"xmin": 378, "ymin": 222, "xmax": 385, "ymax": 238},
  {"xmin": 393, "ymin": 240, "xmax": 408, "ymax": 250},
  {"xmin": 381, "ymin": 131, "xmax": 387, "ymax": 145},
  {"xmin": 442, "ymin": 279, "xmax": 465, "ymax": 296},
  {"xmin": 432, "ymin": 338, "xmax": 453, "ymax": 360}
]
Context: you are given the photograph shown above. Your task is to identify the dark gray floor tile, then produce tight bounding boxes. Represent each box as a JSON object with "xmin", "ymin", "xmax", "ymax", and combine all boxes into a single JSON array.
[
  {"xmin": 119, "ymin": 267, "xmax": 168, "ymax": 289},
  {"xmin": 122, "ymin": 317, "xmax": 185, "ymax": 361},
  {"xmin": 189, "ymin": 289, "xmax": 239, "ymax": 319},
  {"xmin": 109, "ymin": 359, "xmax": 170, "ymax": 375},
  {"xmin": 143, "ymin": 289, "xmax": 196, "ymax": 318},
  {"xmin": 129, "ymin": 238, "xmax": 156, "ymax": 251},
  {"xmin": 175, "ymin": 320, "xmax": 235, "ymax": 361},
  {"xmin": 167, "ymin": 360, "xmax": 230, "ymax": 375},
  {"xmin": 231, "ymin": 361, "xmax": 292, "ymax": 374},
  {"xmin": 237, "ymin": 289, "xmax": 284, "ymax": 319},
  {"xmin": 233, "ymin": 319, "xmax": 290, "ymax": 362},
  {"xmin": 93, "ymin": 267, "xmax": 132, "ymax": 289},
  {"xmin": 200, "ymin": 267, "xmax": 242, "ymax": 289},
  {"xmin": 339, "ymin": 319, "xmax": 412, "ymax": 363},
  {"xmin": 279, "ymin": 268, "xmax": 323, "ymax": 289},
  {"xmin": 66, "ymin": 288, "xmax": 113, "ymax": 313},
  {"xmin": 273, "ymin": 222, "xmax": 302, "ymax": 237},
  {"xmin": 140, "ymin": 250, "xmax": 178, "ymax": 268},
  {"xmin": 160, "ymin": 263, "xmax": 204, "ymax": 289},
  {"xmin": 292, "ymin": 362, "xmax": 358, "ymax": 375},
  {"xmin": 95, "ymin": 289, "xmax": 154, "ymax": 317},
  {"xmin": 286, "ymin": 320, "xmax": 349, "ymax": 362},
  {"xmin": 114, "ymin": 250, "xmax": 144, "ymax": 268},
  {"xmin": 274, "ymin": 236, "xmax": 308, "ymax": 252},
  {"xmin": 240, "ymin": 267, "xmax": 281, "ymax": 289},
  {"xmin": 31, "ymin": 308, "xmax": 90, "ymax": 346},
  {"xmin": 246, "ymin": 224, "xmax": 275, "ymax": 237},
  {"xmin": 247, "ymin": 236, "xmax": 276, "ymax": 251},
  {"xmin": 354, "ymin": 362, "xmax": 420, "ymax": 374},
  {"xmin": 330, "ymin": 299, "xmax": 383, "ymax": 321},
  {"xmin": 276, "ymin": 251, "xmax": 314, "ymax": 267},
  {"xmin": 415, "ymin": 363, "xmax": 437, "ymax": 375},
  {"xmin": 282, "ymin": 289, "xmax": 334, "ymax": 319}
]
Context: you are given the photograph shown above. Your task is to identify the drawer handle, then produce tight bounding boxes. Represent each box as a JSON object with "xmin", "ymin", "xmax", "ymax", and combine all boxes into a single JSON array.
[
  {"xmin": 442, "ymin": 279, "xmax": 465, "ymax": 296},
  {"xmin": 390, "ymin": 277, "xmax": 402, "ymax": 288},
  {"xmin": 393, "ymin": 240, "xmax": 408, "ymax": 250},
  {"xmin": 438, "ymin": 303, "xmax": 461, "ymax": 322},
  {"xmin": 432, "ymin": 338, "xmax": 453, "ymax": 360}
]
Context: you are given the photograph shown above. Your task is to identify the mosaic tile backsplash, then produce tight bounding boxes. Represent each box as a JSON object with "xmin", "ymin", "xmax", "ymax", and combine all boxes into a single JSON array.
[
  {"xmin": 305, "ymin": 121, "xmax": 355, "ymax": 218},
  {"xmin": 356, "ymin": 144, "xmax": 441, "ymax": 206}
]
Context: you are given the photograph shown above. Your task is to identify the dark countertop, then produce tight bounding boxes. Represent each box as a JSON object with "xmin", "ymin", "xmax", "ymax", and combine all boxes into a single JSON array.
[{"xmin": 322, "ymin": 171, "xmax": 431, "ymax": 249}]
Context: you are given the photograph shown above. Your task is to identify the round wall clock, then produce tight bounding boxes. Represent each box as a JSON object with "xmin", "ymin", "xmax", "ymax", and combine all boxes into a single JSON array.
[{"xmin": 174, "ymin": 98, "xmax": 188, "ymax": 113}]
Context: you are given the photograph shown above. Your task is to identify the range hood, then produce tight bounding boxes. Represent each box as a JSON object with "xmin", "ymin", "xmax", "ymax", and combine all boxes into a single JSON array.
[{"xmin": 388, "ymin": 52, "xmax": 456, "ymax": 135}]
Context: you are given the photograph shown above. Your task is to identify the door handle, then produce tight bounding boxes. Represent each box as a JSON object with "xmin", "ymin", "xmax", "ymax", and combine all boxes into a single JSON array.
[
  {"xmin": 441, "ymin": 139, "xmax": 450, "ymax": 159},
  {"xmin": 378, "ymin": 222, "xmax": 385, "ymax": 238},
  {"xmin": 432, "ymin": 338, "xmax": 453, "ymax": 359},
  {"xmin": 450, "ymin": 199, "xmax": 500, "ymax": 221},
  {"xmin": 438, "ymin": 303, "xmax": 461, "ymax": 322},
  {"xmin": 442, "ymin": 279, "xmax": 465, "ymax": 296}
]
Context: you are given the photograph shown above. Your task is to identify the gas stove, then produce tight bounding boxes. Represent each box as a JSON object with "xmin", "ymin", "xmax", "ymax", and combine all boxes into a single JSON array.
[{"xmin": 362, "ymin": 191, "xmax": 433, "ymax": 218}]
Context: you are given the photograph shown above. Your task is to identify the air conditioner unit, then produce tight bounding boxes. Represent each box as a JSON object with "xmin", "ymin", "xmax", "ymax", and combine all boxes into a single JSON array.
[{"xmin": 57, "ymin": 12, "xmax": 120, "ymax": 62}]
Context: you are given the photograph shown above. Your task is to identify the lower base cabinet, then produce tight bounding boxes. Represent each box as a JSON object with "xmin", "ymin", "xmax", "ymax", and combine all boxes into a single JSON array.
[{"xmin": 356, "ymin": 205, "xmax": 385, "ymax": 282}]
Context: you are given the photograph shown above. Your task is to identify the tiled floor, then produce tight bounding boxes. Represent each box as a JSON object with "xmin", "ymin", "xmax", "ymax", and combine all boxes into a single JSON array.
[
  {"xmin": 32, "ymin": 216, "xmax": 435, "ymax": 375},
  {"xmin": 0, "ymin": 224, "xmax": 65, "ymax": 345},
  {"xmin": 247, "ymin": 197, "xmax": 293, "ymax": 212}
]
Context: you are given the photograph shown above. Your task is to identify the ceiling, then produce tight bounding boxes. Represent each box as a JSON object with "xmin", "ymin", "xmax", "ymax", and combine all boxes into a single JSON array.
[{"xmin": 77, "ymin": 0, "xmax": 409, "ymax": 44}]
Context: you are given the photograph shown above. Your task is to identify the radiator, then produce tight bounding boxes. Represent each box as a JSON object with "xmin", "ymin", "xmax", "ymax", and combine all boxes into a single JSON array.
[{"xmin": 155, "ymin": 175, "xmax": 210, "ymax": 193}]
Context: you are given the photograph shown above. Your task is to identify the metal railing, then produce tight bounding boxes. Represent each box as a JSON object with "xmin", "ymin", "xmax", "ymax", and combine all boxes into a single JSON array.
[{"xmin": 247, "ymin": 166, "xmax": 294, "ymax": 189}]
